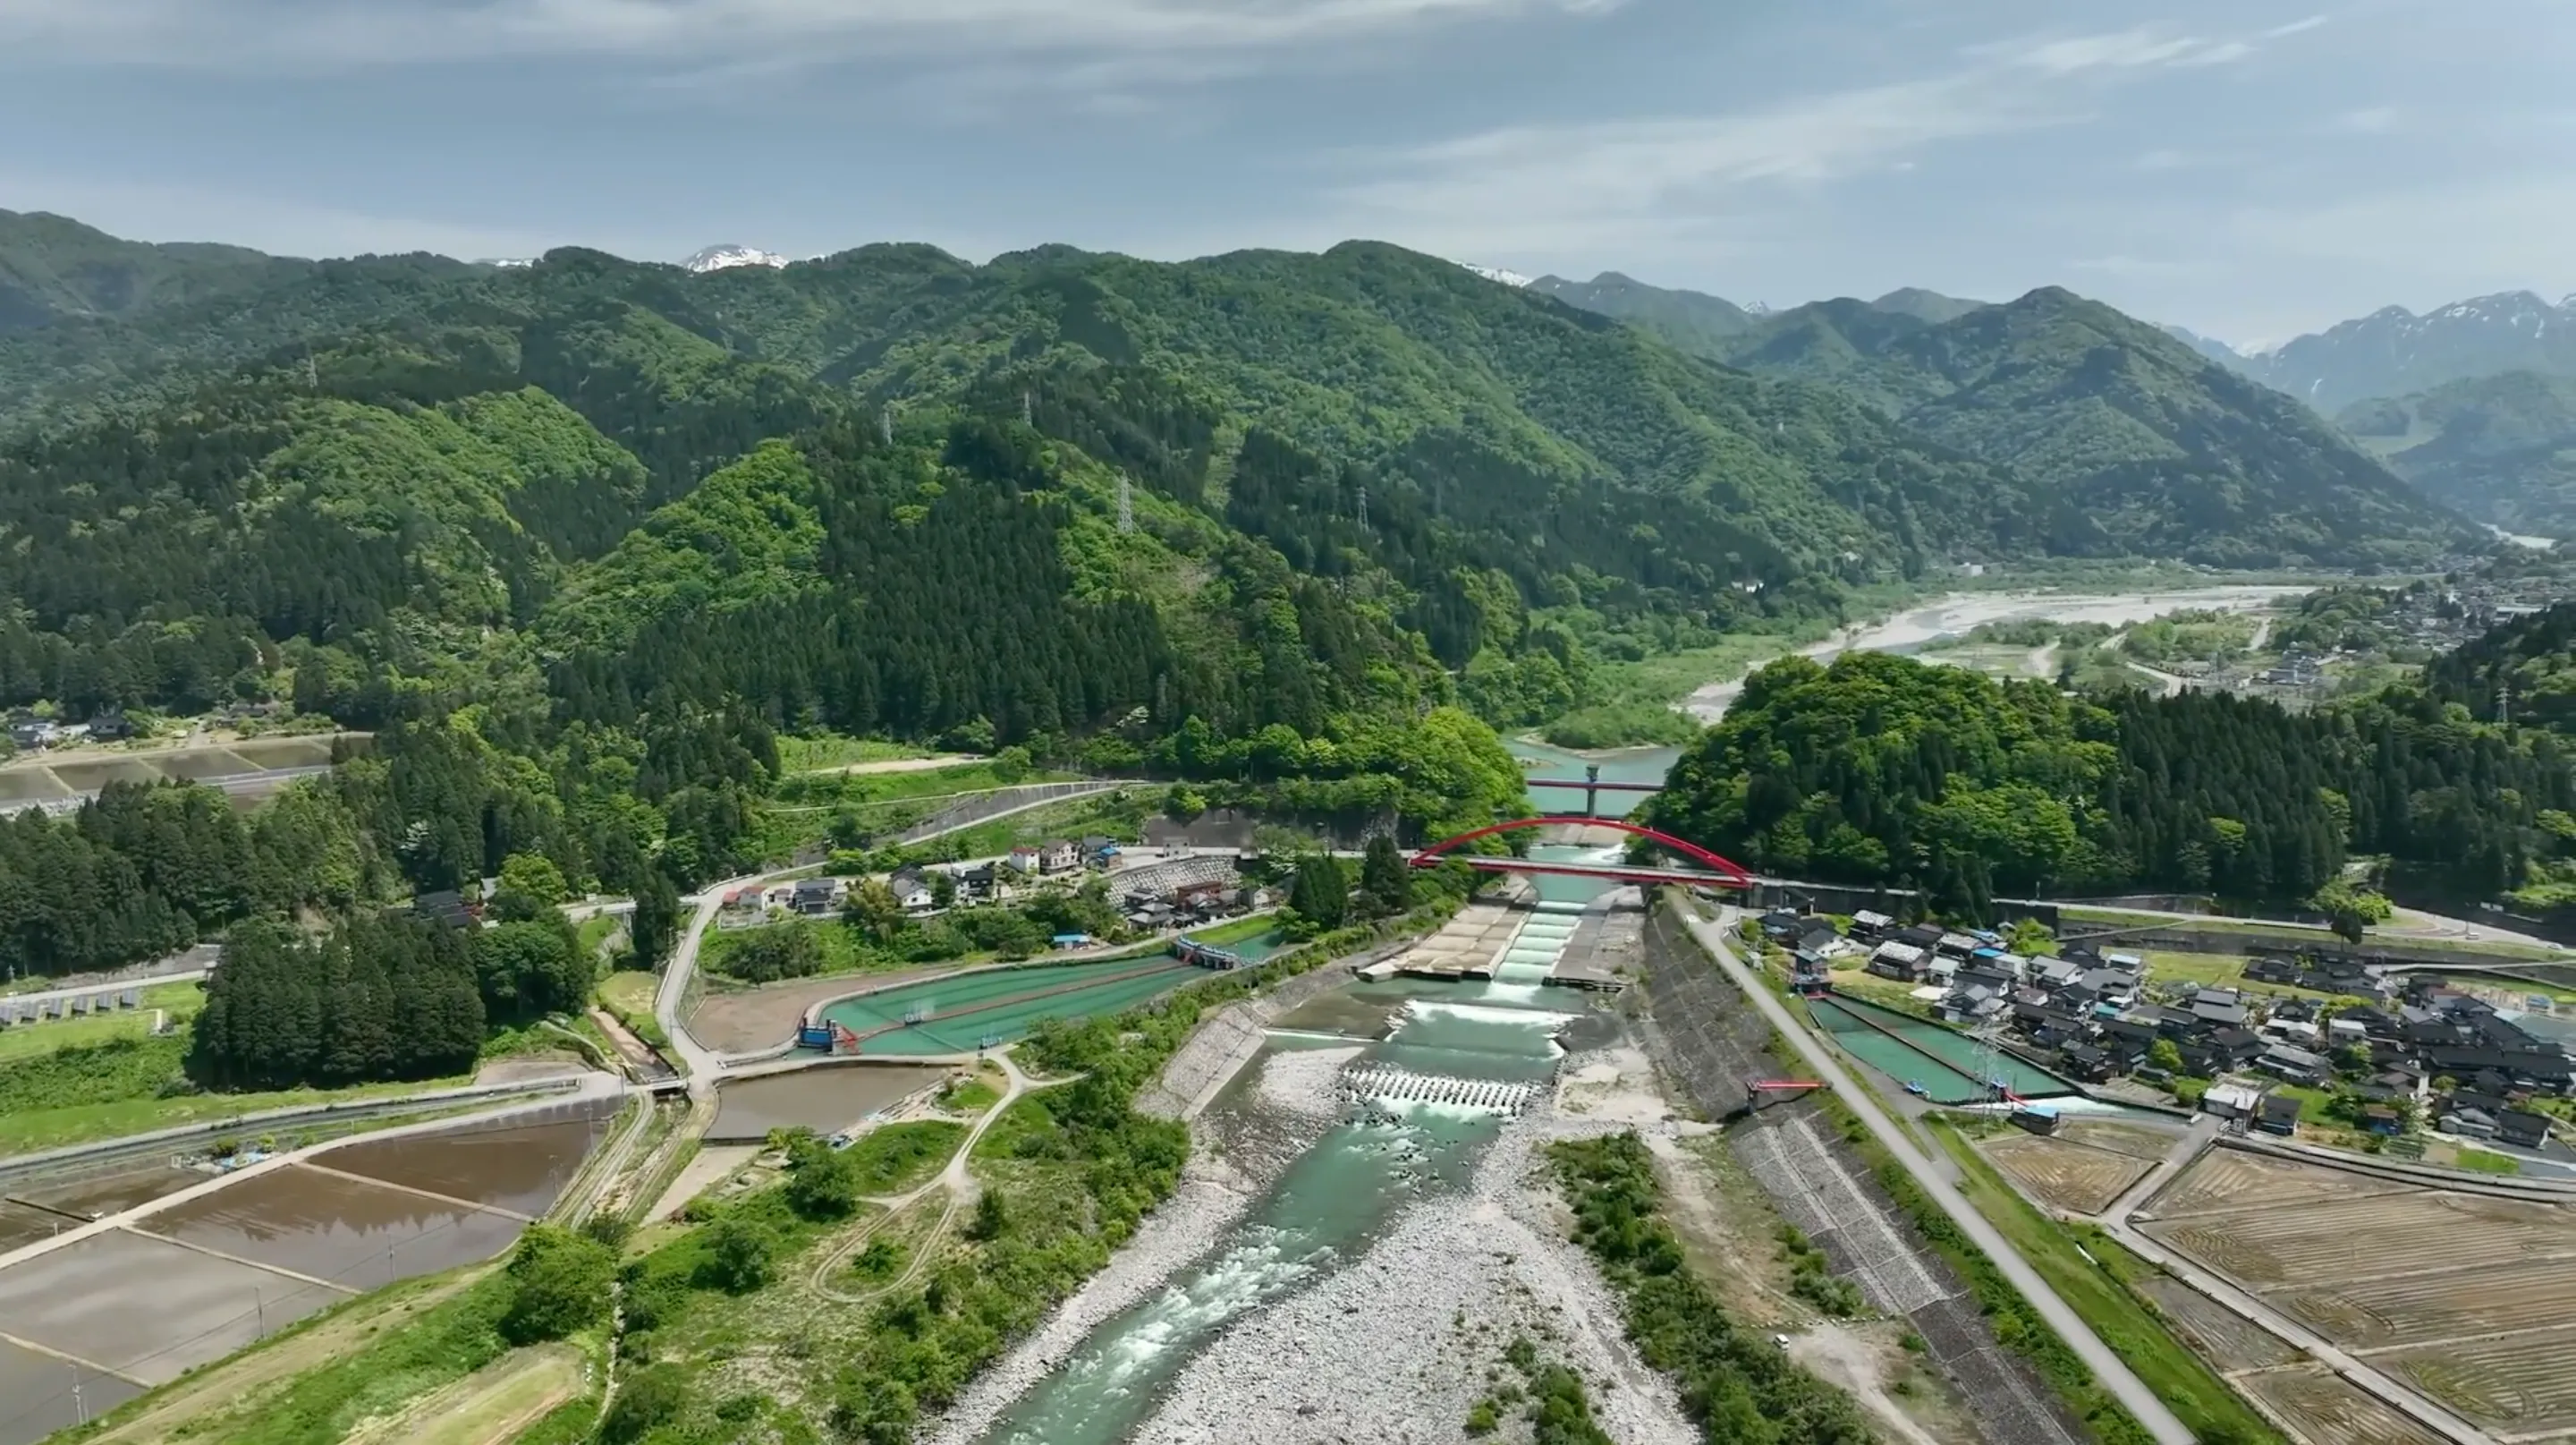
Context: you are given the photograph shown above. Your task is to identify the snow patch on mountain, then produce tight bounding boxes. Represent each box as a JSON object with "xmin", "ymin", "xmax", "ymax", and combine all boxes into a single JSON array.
[
  {"xmin": 682, "ymin": 244, "xmax": 791, "ymax": 274},
  {"xmin": 1456, "ymin": 261, "xmax": 1533, "ymax": 288}
]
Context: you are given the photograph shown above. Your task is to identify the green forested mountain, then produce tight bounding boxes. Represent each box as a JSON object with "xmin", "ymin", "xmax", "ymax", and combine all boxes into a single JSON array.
[
  {"xmin": 1648, "ymin": 628, "xmax": 2576, "ymax": 912},
  {"xmin": 1523, "ymin": 270, "xmax": 1761, "ymax": 355},
  {"xmin": 1704, "ymin": 288, "xmax": 2482, "ymax": 565},
  {"xmin": 1523, "ymin": 273, "xmax": 2483, "ymax": 566},
  {"xmin": 2338, "ymin": 371, "xmax": 2576, "ymax": 537},
  {"xmin": 0, "ymin": 208, "xmax": 296, "ymax": 332}
]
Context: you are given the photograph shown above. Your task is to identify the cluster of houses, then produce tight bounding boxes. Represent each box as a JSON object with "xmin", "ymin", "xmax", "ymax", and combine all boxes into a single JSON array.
[
  {"xmin": 4, "ymin": 709, "xmax": 133, "ymax": 752},
  {"xmin": 1787, "ymin": 909, "xmax": 2572, "ymax": 1153}
]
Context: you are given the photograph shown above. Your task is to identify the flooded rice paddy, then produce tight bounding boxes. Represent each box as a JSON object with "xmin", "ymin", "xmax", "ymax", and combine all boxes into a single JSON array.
[
  {"xmin": 710, "ymin": 1067, "xmax": 948, "ymax": 1143},
  {"xmin": 0, "ymin": 1228, "xmax": 349, "ymax": 1383},
  {"xmin": 0, "ymin": 1338, "xmax": 143, "ymax": 1441},
  {"xmin": 150, "ymin": 1165, "xmax": 530, "ymax": 1288},
  {"xmin": 0, "ymin": 1094, "xmax": 616, "ymax": 1445},
  {"xmin": 14, "ymin": 1164, "xmax": 204, "ymax": 1220},
  {"xmin": 321, "ymin": 1106, "xmax": 614, "ymax": 1218},
  {"xmin": 0, "ymin": 1203, "xmax": 72, "ymax": 1253}
]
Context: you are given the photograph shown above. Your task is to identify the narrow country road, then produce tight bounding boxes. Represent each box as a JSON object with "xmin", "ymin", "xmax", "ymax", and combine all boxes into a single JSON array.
[{"xmin": 1679, "ymin": 903, "xmax": 2198, "ymax": 1445}]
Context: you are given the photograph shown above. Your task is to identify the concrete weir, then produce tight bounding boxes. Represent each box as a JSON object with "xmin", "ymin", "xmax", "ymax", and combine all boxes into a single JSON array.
[{"xmin": 1336, "ymin": 1066, "xmax": 1542, "ymax": 1116}]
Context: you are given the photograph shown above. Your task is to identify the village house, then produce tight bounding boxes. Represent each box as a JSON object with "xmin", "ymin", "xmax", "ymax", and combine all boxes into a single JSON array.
[
  {"xmin": 1038, "ymin": 839, "xmax": 1082, "ymax": 874},
  {"xmin": 2255, "ymin": 1093, "xmax": 2303, "ymax": 1136},
  {"xmin": 886, "ymin": 867, "xmax": 936, "ymax": 912},
  {"xmin": 791, "ymin": 876, "xmax": 844, "ymax": 916}
]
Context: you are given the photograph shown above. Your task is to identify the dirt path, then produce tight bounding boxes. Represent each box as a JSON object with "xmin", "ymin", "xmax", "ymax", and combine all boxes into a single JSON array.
[
  {"xmin": 346, "ymin": 1344, "xmax": 583, "ymax": 1445},
  {"xmin": 808, "ymin": 1051, "xmax": 1059, "ymax": 1304},
  {"xmin": 810, "ymin": 755, "xmax": 979, "ymax": 777},
  {"xmin": 1788, "ymin": 1324, "xmax": 1952, "ymax": 1445}
]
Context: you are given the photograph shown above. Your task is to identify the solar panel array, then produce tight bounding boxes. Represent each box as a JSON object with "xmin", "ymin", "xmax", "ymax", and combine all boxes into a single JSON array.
[{"xmin": 0, "ymin": 987, "xmax": 146, "ymax": 1026}]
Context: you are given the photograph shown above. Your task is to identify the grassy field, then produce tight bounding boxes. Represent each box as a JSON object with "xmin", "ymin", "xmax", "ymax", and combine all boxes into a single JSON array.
[
  {"xmin": 842, "ymin": 1120, "xmax": 966, "ymax": 1194},
  {"xmin": 575, "ymin": 913, "xmax": 621, "ymax": 958},
  {"xmin": 0, "ymin": 1034, "xmax": 476, "ymax": 1157},
  {"xmin": 1928, "ymin": 1118, "xmax": 2289, "ymax": 1445},
  {"xmin": 592, "ymin": 969, "xmax": 673, "ymax": 1051},
  {"xmin": 0, "ymin": 982, "xmax": 202, "ymax": 1063}
]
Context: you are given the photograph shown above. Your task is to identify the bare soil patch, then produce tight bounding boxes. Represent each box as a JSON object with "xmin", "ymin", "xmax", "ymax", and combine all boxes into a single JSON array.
[
  {"xmin": 2131, "ymin": 1276, "xmax": 2299, "ymax": 1370},
  {"xmin": 687, "ymin": 968, "xmax": 956, "ymax": 1054},
  {"xmin": 2146, "ymin": 1148, "xmax": 2423, "ymax": 1220},
  {"xmin": 1981, "ymin": 1135, "xmax": 2151, "ymax": 1215},
  {"xmin": 2240, "ymin": 1365, "xmax": 2447, "ymax": 1445},
  {"xmin": 1787, "ymin": 1320, "xmax": 1985, "ymax": 1445},
  {"xmin": 2146, "ymin": 1191, "xmax": 2576, "ymax": 1289}
]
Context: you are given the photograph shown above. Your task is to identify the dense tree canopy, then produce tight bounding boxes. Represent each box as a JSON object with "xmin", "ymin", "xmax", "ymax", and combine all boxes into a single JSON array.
[{"xmin": 1649, "ymin": 645, "xmax": 2573, "ymax": 911}]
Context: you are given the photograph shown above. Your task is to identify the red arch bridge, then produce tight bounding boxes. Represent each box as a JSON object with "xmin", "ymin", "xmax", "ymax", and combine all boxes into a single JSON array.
[{"xmin": 1408, "ymin": 816, "xmax": 1755, "ymax": 888}]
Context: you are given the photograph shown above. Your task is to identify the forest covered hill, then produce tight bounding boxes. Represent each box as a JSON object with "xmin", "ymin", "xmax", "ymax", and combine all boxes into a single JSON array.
[
  {"xmin": 1612, "ymin": 285, "xmax": 2485, "ymax": 567},
  {"xmin": 2338, "ymin": 370, "xmax": 2576, "ymax": 538},
  {"xmin": 1647, "ymin": 612, "xmax": 2576, "ymax": 912}
]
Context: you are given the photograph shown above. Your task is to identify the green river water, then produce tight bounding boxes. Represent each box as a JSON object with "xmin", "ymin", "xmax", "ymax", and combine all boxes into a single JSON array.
[{"xmin": 968, "ymin": 740, "xmax": 1673, "ymax": 1444}]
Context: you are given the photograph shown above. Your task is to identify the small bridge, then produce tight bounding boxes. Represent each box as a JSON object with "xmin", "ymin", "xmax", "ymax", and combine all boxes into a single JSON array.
[{"xmin": 1411, "ymin": 816, "xmax": 1754, "ymax": 889}]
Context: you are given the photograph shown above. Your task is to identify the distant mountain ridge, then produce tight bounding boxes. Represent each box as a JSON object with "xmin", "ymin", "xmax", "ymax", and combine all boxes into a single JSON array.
[
  {"xmin": 1540, "ymin": 279, "xmax": 2482, "ymax": 566},
  {"xmin": 2218, "ymin": 291, "xmax": 2576, "ymax": 412},
  {"xmin": 0, "ymin": 217, "xmax": 2491, "ymax": 577}
]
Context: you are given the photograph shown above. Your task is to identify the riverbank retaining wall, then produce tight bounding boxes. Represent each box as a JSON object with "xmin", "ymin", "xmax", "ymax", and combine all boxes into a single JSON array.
[
  {"xmin": 1139, "ymin": 939, "xmax": 1412, "ymax": 1120},
  {"xmin": 1637, "ymin": 903, "xmax": 2086, "ymax": 1445}
]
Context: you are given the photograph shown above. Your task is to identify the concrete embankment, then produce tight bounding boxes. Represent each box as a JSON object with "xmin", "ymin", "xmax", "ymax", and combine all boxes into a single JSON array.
[{"xmin": 1135, "ymin": 940, "xmax": 1408, "ymax": 1120}]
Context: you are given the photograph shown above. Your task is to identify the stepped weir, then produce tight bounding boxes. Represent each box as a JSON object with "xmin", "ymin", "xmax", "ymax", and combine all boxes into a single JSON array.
[{"xmin": 1335, "ymin": 1065, "xmax": 1545, "ymax": 1116}]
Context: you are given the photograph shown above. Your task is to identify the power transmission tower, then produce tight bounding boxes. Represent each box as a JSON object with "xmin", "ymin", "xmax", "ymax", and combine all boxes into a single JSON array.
[
  {"xmin": 2499, "ymin": 683, "xmax": 2512, "ymax": 727},
  {"xmin": 1116, "ymin": 475, "xmax": 1134, "ymax": 533},
  {"xmin": 1021, "ymin": 389, "xmax": 1033, "ymax": 427},
  {"xmin": 1356, "ymin": 485, "xmax": 1368, "ymax": 531},
  {"xmin": 880, "ymin": 405, "xmax": 894, "ymax": 446}
]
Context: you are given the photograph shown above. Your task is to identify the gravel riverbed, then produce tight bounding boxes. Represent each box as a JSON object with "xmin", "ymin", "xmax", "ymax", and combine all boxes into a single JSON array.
[{"xmin": 1131, "ymin": 1109, "xmax": 1697, "ymax": 1445}]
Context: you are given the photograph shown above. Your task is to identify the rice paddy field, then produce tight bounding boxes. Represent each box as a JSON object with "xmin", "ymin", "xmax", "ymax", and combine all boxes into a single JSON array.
[
  {"xmin": 0, "ymin": 1097, "xmax": 614, "ymax": 1445},
  {"xmin": 1979, "ymin": 1134, "xmax": 2152, "ymax": 1214},
  {"xmin": 2141, "ymin": 1147, "xmax": 2576, "ymax": 1439}
]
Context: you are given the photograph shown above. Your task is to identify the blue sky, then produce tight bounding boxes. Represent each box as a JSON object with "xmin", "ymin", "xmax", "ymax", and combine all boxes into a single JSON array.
[{"xmin": 0, "ymin": 0, "xmax": 2566, "ymax": 344}]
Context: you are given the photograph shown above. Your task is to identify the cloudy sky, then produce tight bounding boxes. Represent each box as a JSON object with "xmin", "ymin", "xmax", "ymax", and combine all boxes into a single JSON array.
[{"xmin": 1, "ymin": 0, "xmax": 2566, "ymax": 344}]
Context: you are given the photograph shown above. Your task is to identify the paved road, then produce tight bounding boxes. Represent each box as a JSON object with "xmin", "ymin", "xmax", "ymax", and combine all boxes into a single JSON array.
[
  {"xmin": 2, "ymin": 965, "xmax": 211, "ymax": 1010},
  {"xmin": 1680, "ymin": 903, "xmax": 2197, "ymax": 1445}
]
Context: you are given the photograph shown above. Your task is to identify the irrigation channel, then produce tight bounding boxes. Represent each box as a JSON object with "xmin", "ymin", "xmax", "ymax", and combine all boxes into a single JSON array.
[{"xmin": 949, "ymin": 740, "xmax": 1664, "ymax": 1445}]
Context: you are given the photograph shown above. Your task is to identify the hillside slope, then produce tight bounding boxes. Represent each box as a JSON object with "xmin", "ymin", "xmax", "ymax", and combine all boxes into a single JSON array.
[
  {"xmin": 2339, "ymin": 371, "xmax": 2576, "ymax": 538},
  {"xmin": 1706, "ymin": 288, "xmax": 2481, "ymax": 565}
]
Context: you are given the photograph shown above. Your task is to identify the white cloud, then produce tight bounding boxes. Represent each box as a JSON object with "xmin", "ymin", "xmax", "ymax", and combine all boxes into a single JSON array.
[
  {"xmin": 2262, "ymin": 14, "xmax": 2328, "ymax": 39},
  {"xmin": 0, "ymin": 0, "xmax": 1619, "ymax": 71},
  {"xmin": 2331, "ymin": 106, "xmax": 2400, "ymax": 133},
  {"xmin": 1318, "ymin": 21, "xmax": 2315, "ymax": 267}
]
